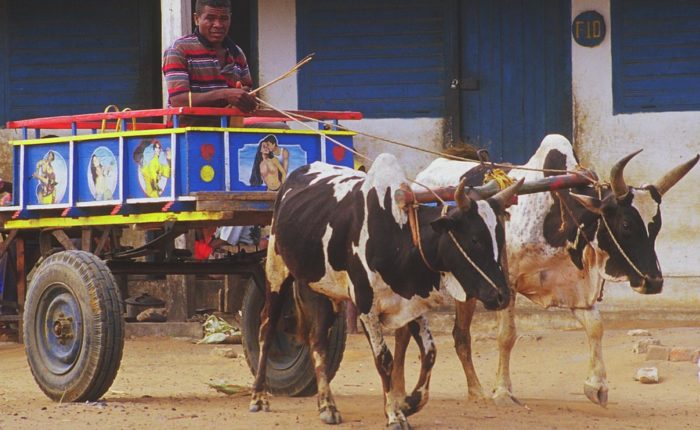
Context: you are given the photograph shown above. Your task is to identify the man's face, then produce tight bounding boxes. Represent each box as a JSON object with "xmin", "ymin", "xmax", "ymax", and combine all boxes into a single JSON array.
[{"xmin": 195, "ymin": 6, "xmax": 231, "ymax": 45}]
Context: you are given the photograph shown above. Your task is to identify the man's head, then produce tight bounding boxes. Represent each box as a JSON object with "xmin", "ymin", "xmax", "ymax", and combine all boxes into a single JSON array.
[{"xmin": 194, "ymin": 0, "xmax": 232, "ymax": 46}]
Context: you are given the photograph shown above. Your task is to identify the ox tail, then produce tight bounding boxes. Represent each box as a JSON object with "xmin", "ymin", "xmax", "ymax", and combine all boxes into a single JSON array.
[{"xmin": 291, "ymin": 278, "xmax": 311, "ymax": 343}]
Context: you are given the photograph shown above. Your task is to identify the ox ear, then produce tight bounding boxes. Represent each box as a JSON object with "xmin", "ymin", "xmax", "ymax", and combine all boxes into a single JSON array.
[
  {"xmin": 570, "ymin": 192, "xmax": 605, "ymax": 215},
  {"xmin": 430, "ymin": 215, "xmax": 455, "ymax": 233}
]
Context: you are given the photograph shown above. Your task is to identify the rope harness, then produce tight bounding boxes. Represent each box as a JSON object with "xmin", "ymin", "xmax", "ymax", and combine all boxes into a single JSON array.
[
  {"xmin": 406, "ymin": 202, "xmax": 503, "ymax": 292},
  {"xmin": 596, "ymin": 187, "xmax": 649, "ymax": 281},
  {"xmin": 407, "ymin": 203, "xmax": 440, "ymax": 273},
  {"xmin": 554, "ymin": 184, "xmax": 651, "ymax": 295}
]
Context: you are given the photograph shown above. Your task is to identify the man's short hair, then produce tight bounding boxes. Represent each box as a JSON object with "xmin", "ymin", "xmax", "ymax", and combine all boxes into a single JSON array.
[{"xmin": 195, "ymin": 0, "xmax": 232, "ymax": 14}]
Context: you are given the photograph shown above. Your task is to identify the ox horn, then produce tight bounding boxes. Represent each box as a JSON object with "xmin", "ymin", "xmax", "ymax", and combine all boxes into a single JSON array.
[
  {"xmin": 653, "ymin": 154, "xmax": 700, "ymax": 196},
  {"xmin": 490, "ymin": 178, "xmax": 525, "ymax": 210},
  {"xmin": 454, "ymin": 178, "xmax": 471, "ymax": 209},
  {"xmin": 610, "ymin": 149, "xmax": 643, "ymax": 199}
]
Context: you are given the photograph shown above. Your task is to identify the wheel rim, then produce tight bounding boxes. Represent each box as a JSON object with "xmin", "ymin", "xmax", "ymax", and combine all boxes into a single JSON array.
[{"xmin": 35, "ymin": 282, "xmax": 84, "ymax": 375}]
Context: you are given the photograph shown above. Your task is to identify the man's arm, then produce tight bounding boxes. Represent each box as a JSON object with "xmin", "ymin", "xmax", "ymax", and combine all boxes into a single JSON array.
[{"xmin": 169, "ymin": 88, "xmax": 258, "ymax": 113}]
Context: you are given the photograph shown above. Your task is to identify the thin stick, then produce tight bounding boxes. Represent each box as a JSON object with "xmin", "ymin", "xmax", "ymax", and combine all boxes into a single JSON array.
[{"xmin": 249, "ymin": 53, "xmax": 315, "ymax": 95}]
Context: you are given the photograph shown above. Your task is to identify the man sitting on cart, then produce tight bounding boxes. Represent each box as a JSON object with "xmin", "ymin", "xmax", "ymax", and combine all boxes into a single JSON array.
[{"xmin": 163, "ymin": 0, "xmax": 258, "ymax": 124}]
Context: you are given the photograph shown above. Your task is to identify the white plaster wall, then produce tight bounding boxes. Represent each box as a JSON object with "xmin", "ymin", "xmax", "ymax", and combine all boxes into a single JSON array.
[
  {"xmin": 572, "ymin": 0, "xmax": 700, "ymax": 277},
  {"xmin": 257, "ymin": 0, "xmax": 298, "ymax": 110},
  {"xmin": 160, "ymin": 0, "xmax": 192, "ymax": 108}
]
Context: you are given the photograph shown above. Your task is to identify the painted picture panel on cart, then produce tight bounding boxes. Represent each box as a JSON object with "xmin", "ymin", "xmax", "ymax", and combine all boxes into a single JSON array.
[
  {"xmin": 75, "ymin": 139, "xmax": 120, "ymax": 204},
  {"xmin": 26, "ymin": 145, "xmax": 69, "ymax": 206},
  {"xmin": 235, "ymin": 133, "xmax": 310, "ymax": 191},
  {"xmin": 126, "ymin": 137, "xmax": 173, "ymax": 200}
]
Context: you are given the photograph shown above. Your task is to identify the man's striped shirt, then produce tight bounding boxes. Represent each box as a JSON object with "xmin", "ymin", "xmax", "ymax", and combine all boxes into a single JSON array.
[{"xmin": 162, "ymin": 29, "xmax": 252, "ymax": 102}]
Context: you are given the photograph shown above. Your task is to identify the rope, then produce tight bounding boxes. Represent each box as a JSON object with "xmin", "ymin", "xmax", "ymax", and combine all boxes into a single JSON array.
[
  {"xmin": 408, "ymin": 204, "xmax": 439, "ymax": 273},
  {"xmin": 448, "ymin": 231, "xmax": 502, "ymax": 293},
  {"xmin": 269, "ymin": 109, "xmax": 591, "ymax": 178},
  {"xmin": 595, "ymin": 187, "xmax": 647, "ymax": 280},
  {"xmin": 559, "ymin": 185, "xmax": 646, "ymax": 280},
  {"xmin": 483, "ymin": 168, "xmax": 515, "ymax": 190}
]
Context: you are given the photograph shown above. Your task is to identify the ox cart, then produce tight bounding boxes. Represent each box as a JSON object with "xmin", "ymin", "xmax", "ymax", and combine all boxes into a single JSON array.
[
  {"xmin": 0, "ymin": 107, "xmax": 359, "ymax": 402},
  {"xmin": 0, "ymin": 107, "xmax": 598, "ymax": 405}
]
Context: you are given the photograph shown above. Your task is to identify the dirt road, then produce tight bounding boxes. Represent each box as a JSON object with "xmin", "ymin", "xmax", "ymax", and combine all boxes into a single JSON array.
[{"xmin": 2, "ymin": 320, "xmax": 699, "ymax": 429}]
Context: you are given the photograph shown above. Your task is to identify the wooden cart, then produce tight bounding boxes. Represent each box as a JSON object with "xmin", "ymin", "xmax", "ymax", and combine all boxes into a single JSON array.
[{"xmin": 0, "ymin": 107, "xmax": 361, "ymax": 402}]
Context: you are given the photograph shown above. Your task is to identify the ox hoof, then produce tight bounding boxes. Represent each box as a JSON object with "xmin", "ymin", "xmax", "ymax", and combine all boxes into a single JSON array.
[
  {"xmin": 467, "ymin": 388, "xmax": 489, "ymax": 403},
  {"xmin": 387, "ymin": 420, "xmax": 412, "ymax": 430},
  {"xmin": 319, "ymin": 406, "xmax": 342, "ymax": 425},
  {"xmin": 249, "ymin": 393, "xmax": 270, "ymax": 413},
  {"xmin": 492, "ymin": 389, "xmax": 522, "ymax": 407},
  {"xmin": 399, "ymin": 391, "xmax": 426, "ymax": 417},
  {"xmin": 584, "ymin": 382, "xmax": 608, "ymax": 407}
]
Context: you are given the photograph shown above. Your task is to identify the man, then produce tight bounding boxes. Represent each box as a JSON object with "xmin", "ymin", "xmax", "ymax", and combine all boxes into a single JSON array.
[{"xmin": 162, "ymin": 0, "xmax": 258, "ymax": 116}]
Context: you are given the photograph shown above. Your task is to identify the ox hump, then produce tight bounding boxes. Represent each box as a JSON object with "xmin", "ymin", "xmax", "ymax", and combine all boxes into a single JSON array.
[
  {"xmin": 363, "ymin": 153, "xmax": 408, "ymax": 225},
  {"xmin": 412, "ymin": 158, "xmax": 479, "ymax": 189}
]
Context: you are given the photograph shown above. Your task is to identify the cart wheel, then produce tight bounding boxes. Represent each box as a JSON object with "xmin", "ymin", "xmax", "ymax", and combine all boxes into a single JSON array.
[
  {"xmin": 241, "ymin": 278, "xmax": 347, "ymax": 397},
  {"xmin": 23, "ymin": 250, "xmax": 124, "ymax": 402}
]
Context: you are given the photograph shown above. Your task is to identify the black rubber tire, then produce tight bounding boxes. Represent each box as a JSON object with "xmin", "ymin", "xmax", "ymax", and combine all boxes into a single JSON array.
[
  {"xmin": 241, "ymin": 279, "xmax": 347, "ymax": 397},
  {"xmin": 23, "ymin": 250, "xmax": 124, "ymax": 402}
]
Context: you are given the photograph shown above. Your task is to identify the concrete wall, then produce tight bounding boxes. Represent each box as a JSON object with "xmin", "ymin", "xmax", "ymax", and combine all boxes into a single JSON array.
[{"xmin": 571, "ymin": 0, "xmax": 700, "ymax": 278}]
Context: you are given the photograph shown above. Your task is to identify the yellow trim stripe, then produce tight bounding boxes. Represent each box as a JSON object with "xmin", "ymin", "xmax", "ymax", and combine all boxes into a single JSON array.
[
  {"xmin": 11, "ymin": 127, "xmax": 355, "ymax": 145},
  {"xmin": 12, "ymin": 129, "xmax": 186, "ymax": 146},
  {"xmin": 4, "ymin": 211, "xmax": 228, "ymax": 229}
]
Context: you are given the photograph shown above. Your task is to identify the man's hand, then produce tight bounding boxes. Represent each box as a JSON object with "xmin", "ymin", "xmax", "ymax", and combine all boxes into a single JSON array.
[{"xmin": 224, "ymin": 88, "xmax": 258, "ymax": 113}]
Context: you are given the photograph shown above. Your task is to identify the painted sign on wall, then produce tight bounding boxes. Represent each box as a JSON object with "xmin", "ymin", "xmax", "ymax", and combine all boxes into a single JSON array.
[{"xmin": 572, "ymin": 11, "xmax": 606, "ymax": 47}]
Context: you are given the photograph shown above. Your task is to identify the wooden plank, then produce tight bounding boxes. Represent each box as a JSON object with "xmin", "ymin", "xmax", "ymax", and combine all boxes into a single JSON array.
[
  {"xmin": 193, "ymin": 191, "xmax": 278, "ymax": 201},
  {"xmin": 16, "ymin": 236, "xmax": 25, "ymax": 340},
  {"xmin": 81, "ymin": 227, "xmax": 93, "ymax": 252},
  {"xmin": 194, "ymin": 192, "xmax": 276, "ymax": 214},
  {"xmin": 52, "ymin": 229, "xmax": 76, "ymax": 250},
  {"xmin": 0, "ymin": 230, "xmax": 18, "ymax": 259}
]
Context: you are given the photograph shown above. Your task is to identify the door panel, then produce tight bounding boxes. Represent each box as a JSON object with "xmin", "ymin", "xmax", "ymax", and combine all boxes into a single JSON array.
[{"xmin": 458, "ymin": 0, "xmax": 571, "ymax": 163}]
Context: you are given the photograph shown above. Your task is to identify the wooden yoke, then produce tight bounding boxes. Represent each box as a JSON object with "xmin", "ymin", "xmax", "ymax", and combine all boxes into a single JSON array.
[{"xmin": 395, "ymin": 168, "xmax": 598, "ymax": 208}]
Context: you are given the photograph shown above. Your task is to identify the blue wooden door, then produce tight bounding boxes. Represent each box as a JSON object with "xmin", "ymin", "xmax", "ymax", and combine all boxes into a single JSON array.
[{"xmin": 457, "ymin": 0, "xmax": 572, "ymax": 163}]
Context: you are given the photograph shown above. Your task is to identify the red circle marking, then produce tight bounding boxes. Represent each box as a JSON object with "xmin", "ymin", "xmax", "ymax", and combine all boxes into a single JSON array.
[
  {"xmin": 332, "ymin": 145, "xmax": 346, "ymax": 162},
  {"xmin": 200, "ymin": 143, "xmax": 215, "ymax": 161}
]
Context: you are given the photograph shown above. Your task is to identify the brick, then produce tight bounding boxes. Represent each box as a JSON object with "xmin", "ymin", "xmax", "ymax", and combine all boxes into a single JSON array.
[
  {"xmin": 646, "ymin": 345, "xmax": 670, "ymax": 361},
  {"xmin": 669, "ymin": 347, "xmax": 700, "ymax": 362},
  {"xmin": 633, "ymin": 338, "xmax": 662, "ymax": 354},
  {"xmin": 635, "ymin": 367, "xmax": 659, "ymax": 384}
]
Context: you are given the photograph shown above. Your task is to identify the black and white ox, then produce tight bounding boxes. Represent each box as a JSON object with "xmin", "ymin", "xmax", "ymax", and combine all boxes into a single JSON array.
[
  {"xmin": 390, "ymin": 134, "xmax": 698, "ymax": 412},
  {"xmin": 249, "ymin": 153, "xmax": 522, "ymax": 429}
]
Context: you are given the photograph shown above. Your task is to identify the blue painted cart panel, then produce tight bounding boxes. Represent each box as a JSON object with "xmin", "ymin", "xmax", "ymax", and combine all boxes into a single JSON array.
[
  {"xmin": 4, "ymin": 125, "xmax": 356, "ymax": 218},
  {"xmin": 181, "ymin": 132, "xmax": 227, "ymax": 194},
  {"xmin": 325, "ymin": 135, "xmax": 354, "ymax": 168}
]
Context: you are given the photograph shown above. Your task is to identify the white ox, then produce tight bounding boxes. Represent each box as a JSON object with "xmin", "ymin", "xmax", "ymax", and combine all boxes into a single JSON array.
[{"xmin": 389, "ymin": 134, "xmax": 699, "ymax": 412}]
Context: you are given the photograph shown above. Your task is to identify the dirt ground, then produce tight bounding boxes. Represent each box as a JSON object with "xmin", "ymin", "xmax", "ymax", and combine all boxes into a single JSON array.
[{"xmin": 1, "ymin": 317, "xmax": 700, "ymax": 430}]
